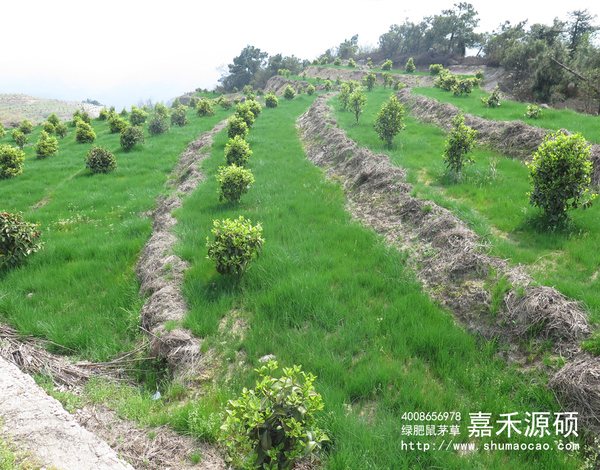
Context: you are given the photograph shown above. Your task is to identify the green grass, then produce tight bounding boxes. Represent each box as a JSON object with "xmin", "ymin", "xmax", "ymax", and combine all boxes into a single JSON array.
[
  {"xmin": 413, "ymin": 86, "xmax": 600, "ymax": 144},
  {"xmin": 0, "ymin": 106, "xmax": 232, "ymax": 361},
  {"xmin": 172, "ymin": 92, "xmax": 586, "ymax": 469},
  {"xmin": 332, "ymin": 86, "xmax": 600, "ymax": 344}
]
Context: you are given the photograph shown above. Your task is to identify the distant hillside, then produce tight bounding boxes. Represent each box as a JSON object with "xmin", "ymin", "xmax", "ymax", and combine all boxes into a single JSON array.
[{"xmin": 0, "ymin": 94, "xmax": 104, "ymax": 126}]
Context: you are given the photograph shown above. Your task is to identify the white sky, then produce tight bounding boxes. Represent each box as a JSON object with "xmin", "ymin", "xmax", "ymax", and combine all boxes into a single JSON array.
[{"xmin": 1, "ymin": 0, "xmax": 598, "ymax": 108}]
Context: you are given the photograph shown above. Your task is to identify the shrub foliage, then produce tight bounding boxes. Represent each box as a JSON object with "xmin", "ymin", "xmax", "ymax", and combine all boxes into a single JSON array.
[
  {"xmin": 225, "ymin": 135, "xmax": 252, "ymax": 166},
  {"xmin": 216, "ymin": 164, "xmax": 255, "ymax": 203},
  {"xmin": 0, "ymin": 212, "xmax": 43, "ymax": 268},
  {"xmin": 283, "ymin": 85, "xmax": 295, "ymax": 100},
  {"xmin": 220, "ymin": 360, "xmax": 327, "ymax": 470},
  {"xmin": 206, "ymin": 216, "xmax": 264, "ymax": 278},
  {"xmin": 227, "ymin": 115, "xmax": 249, "ymax": 140},
  {"xmin": 34, "ymin": 130, "xmax": 59, "ymax": 158},
  {"xmin": 442, "ymin": 114, "xmax": 477, "ymax": 174},
  {"xmin": 0, "ymin": 144, "xmax": 25, "ymax": 179},
  {"xmin": 265, "ymin": 93, "xmax": 278, "ymax": 108},
  {"xmin": 120, "ymin": 126, "xmax": 146, "ymax": 151},
  {"xmin": 75, "ymin": 121, "xmax": 96, "ymax": 143},
  {"xmin": 86, "ymin": 146, "xmax": 117, "ymax": 174},
  {"xmin": 148, "ymin": 115, "xmax": 169, "ymax": 135},
  {"xmin": 373, "ymin": 95, "xmax": 406, "ymax": 147},
  {"xmin": 527, "ymin": 130, "xmax": 596, "ymax": 222}
]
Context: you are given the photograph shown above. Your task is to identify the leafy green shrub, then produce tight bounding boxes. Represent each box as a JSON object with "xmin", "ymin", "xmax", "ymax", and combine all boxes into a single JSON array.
[
  {"xmin": 0, "ymin": 144, "xmax": 25, "ymax": 179},
  {"xmin": 315, "ymin": 76, "xmax": 321, "ymax": 84},
  {"xmin": 324, "ymin": 80, "xmax": 333, "ymax": 91},
  {"xmin": 265, "ymin": 93, "xmax": 278, "ymax": 108},
  {"xmin": 98, "ymin": 109, "xmax": 109, "ymax": 121},
  {"xmin": 235, "ymin": 103, "xmax": 255, "ymax": 128},
  {"xmin": 34, "ymin": 130, "xmax": 59, "ymax": 158},
  {"xmin": 129, "ymin": 106, "xmax": 149, "ymax": 126},
  {"xmin": 283, "ymin": 85, "xmax": 295, "ymax": 100},
  {"xmin": 71, "ymin": 110, "xmax": 82, "ymax": 127},
  {"xmin": 120, "ymin": 126, "xmax": 146, "ymax": 151},
  {"xmin": 336, "ymin": 74, "xmax": 341, "ymax": 85},
  {"xmin": 206, "ymin": 216, "xmax": 264, "ymax": 278},
  {"xmin": 11, "ymin": 129, "xmax": 27, "ymax": 149},
  {"xmin": 216, "ymin": 164, "xmax": 255, "ymax": 203},
  {"xmin": 362, "ymin": 72, "xmax": 377, "ymax": 91},
  {"xmin": 155, "ymin": 102, "xmax": 169, "ymax": 119},
  {"xmin": 170, "ymin": 106, "xmax": 189, "ymax": 127},
  {"xmin": 55, "ymin": 123, "xmax": 68, "ymax": 138},
  {"xmin": 43, "ymin": 122, "xmax": 55, "ymax": 134},
  {"xmin": 220, "ymin": 360, "xmax": 327, "ymax": 469},
  {"xmin": 242, "ymin": 85, "xmax": 254, "ymax": 96},
  {"xmin": 333, "ymin": 57, "xmax": 342, "ymax": 66},
  {"xmin": 47, "ymin": 113, "xmax": 60, "ymax": 126},
  {"xmin": 197, "ymin": 99, "xmax": 216, "ymax": 117},
  {"xmin": 171, "ymin": 97, "xmax": 181, "ymax": 109},
  {"xmin": 19, "ymin": 118, "xmax": 33, "ymax": 134},
  {"xmin": 296, "ymin": 85, "xmax": 305, "ymax": 95},
  {"xmin": 481, "ymin": 86, "xmax": 501, "ymax": 108},
  {"xmin": 452, "ymin": 78, "xmax": 475, "ymax": 96},
  {"xmin": 347, "ymin": 58, "xmax": 356, "ymax": 67},
  {"xmin": 79, "ymin": 111, "xmax": 92, "ymax": 124},
  {"xmin": 348, "ymin": 87, "xmax": 367, "ymax": 124},
  {"xmin": 525, "ymin": 104, "xmax": 542, "ymax": 119},
  {"xmin": 382, "ymin": 72, "xmax": 393, "ymax": 88},
  {"xmin": 306, "ymin": 85, "xmax": 316, "ymax": 96},
  {"xmin": 0, "ymin": 123, "xmax": 5, "ymax": 140},
  {"xmin": 373, "ymin": 94, "xmax": 405, "ymax": 147},
  {"xmin": 85, "ymin": 145, "xmax": 117, "ymax": 173},
  {"xmin": 475, "ymin": 70, "xmax": 484, "ymax": 80},
  {"xmin": 527, "ymin": 130, "xmax": 596, "ymax": 222},
  {"xmin": 405, "ymin": 57, "xmax": 416, "ymax": 73},
  {"xmin": 75, "ymin": 121, "xmax": 96, "ymax": 143},
  {"xmin": 225, "ymin": 135, "xmax": 252, "ymax": 166},
  {"xmin": 442, "ymin": 114, "xmax": 477, "ymax": 174},
  {"xmin": 382, "ymin": 59, "xmax": 393, "ymax": 71},
  {"xmin": 394, "ymin": 81, "xmax": 407, "ymax": 91},
  {"xmin": 434, "ymin": 69, "xmax": 458, "ymax": 91},
  {"xmin": 219, "ymin": 97, "xmax": 233, "ymax": 110},
  {"xmin": 148, "ymin": 115, "xmax": 169, "ymax": 135},
  {"xmin": 0, "ymin": 212, "xmax": 43, "ymax": 268},
  {"xmin": 189, "ymin": 96, "xmax": 199, "ymax": 109},
  {"xmin": 246, "ymin": 100, "xmax": 262, "ymax": 119},
  {"xmin": 429, "ymin": 64, "xmax": 444, "ymax": 75},
  {"xmin": 227, "ymin": 115, "xmax": 249, "ymax": 140},
  {"xmin": 108, "ymin": 115, "xmax": 128, "ymax": 134},
  {"xmin": 120, "ymin": 107, "xmax": 128, "ymax": 116}
]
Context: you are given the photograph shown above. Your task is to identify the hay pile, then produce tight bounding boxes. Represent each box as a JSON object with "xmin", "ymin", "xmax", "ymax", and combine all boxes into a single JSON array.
[{"xmin": 135, "ymin": 119, "xmax": 228, "ymax": 382}]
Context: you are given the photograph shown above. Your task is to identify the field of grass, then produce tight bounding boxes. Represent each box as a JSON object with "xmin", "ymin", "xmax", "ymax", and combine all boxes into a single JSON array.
[
  {"xmin": 412, "ymin": 86, "xmax": 600, "ymax": 144},
  {"xmin": 0, "ymin": 105, "xmax": 232, "ymax": 361},
  {"xmin": 0, "ymin": 86, "xmax": 593, "ymax": 469},
  {"xmin": 332, "ymin": 86, "xmax": 600, "ymax": 349}
]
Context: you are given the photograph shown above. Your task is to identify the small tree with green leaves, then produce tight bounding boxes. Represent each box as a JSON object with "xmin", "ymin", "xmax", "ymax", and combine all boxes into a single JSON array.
[
  {"xmin": 98, "ymin": 109, "xmax": 109, "ymax": 121},
  {"xmin": 86, "ymin": 146, "xmax": 117, "ymax": 174},
  {"xmin": 0, "ymin": 212, "xmax": 43, "ymax": 268},
  {"xmin": 155, "ymin": 102, "xmax": 169, "ymax": 119},
  {"xmin": 170, "ymin": 105, "xmax": 189, "ymax": 127},
  {"xmin": 189, "ymin": 96, "xmax": 199, "ymax": 109},
  {"xmin": 453, "ymin": 78, "xmax": 475, "ymax": 97},
  {"xmin": 55, "ymin": 122, "xmax": 68, "ymax": 138},
  {"xmin": 429, "ymin": 64, "xmax": 444, "ymax": 75},
  {"xmin": 348, "ymin": 88, "xmax": 367, "ymax": 124},
  {"xmin": 75, "ymin": 121, "xmax": 96, "ymax": 143},
  {"xmin": 148, "ymin": 115, "xmax": 169, "ymax": 135},
  {"xmin": 246, "ymin": 100, "xmax": 262, "ymax": 119},
  {"xmin": 216, "ymin": 164, "xmax": 255, "ymax": 203},
  {"xmin": 12, "ymin": 129, "xmax": 28, "ymax": 149},
  {"xmin": 120, "ymin": 126, "xmax": 145, "ymax": 151},
  {"xmin": 47, "ymin": 113, "xmax": 60, "ymax": 126},
  {"xmin": 481, "ymin": 86, "xmax": 501, "ymax": 108},
  {"xmin": 324, "ymin": 80, "xmax": 333, "ymax": 91},
  {"xmin": 227, "ymin": 115, "xmax": 249, "ymax": 140},
  {"xmin": 219, "ymin": 97, "xmax": 233, "ymax": 110},
  {"xmin": 0, "ymin": 124, "xmax": 5, "ymax": 141},
  {"xmin": 373, "ymin": 95, "xmax": 405, "ymax": 147},
  {"xmin": 525, "ymin": 105, "xmax": 542, "ymax": 119},
  {"xmin": 347, "ymin": 58, "xmax": 356, "ymax": 67},
  {"xmin": 34, "ymin": 130, "xmax": 59, "ymax": 158},
  {"xmin": 382, "ymin": 72, "xmax": 393, "ymax": 88},
  {"xmin": 283, "ymin": 85, "xmax": 295, "ymax": 100},
  {"xmin": 0, "ymin": 144, "xmax": 25, "ymax": 179},
  {"xmin": 43, "ymin": 122, "xmax": 55, "ymax": 134},
  {"xmin": 405, "ymin": 57, "xmax": 416, "ymax": 73},
  {"xmin": 333, "ymin": 57, "xmax": 342, "ymax": 66},
  {"xmin": 366, "ymin": 57, "xmax": 373, "ymax": 68},
  {"xmin": 220, "ymin": 360, "xmax": 327, "ymax": 470},
  {"xmin": 225, "ymin": 135, "xmax": 252, "ymax": 166},
  {"xmin": 235, "ymin": 103, "xmax": 255, "ymax": 128},
  {"xmin": 197, "ymin": 99, "xmax": 216, "ymax": 117},
  {"xmin": 527, "ymin": 131, "xmax": 596, "ymax": 223},
  {"xmin": 129, "ymin": 106, "xmax": 149, "ymax": 126},
  {"xmin": 265, "ymin": 93, "xmax": 278, "ymax": 108},
  {"xmin": 306, "ymin": 84, "xmax": 316, "ymax": 96},
  {"xmin": 206, "ymin": 216, "xmax": 264, "ymax": 278},
  {"xmin": 108, "ymin": 115, "xmax": 128, "ymax": 134},
  {"xmin": 382, "ymin": 59, "xmax": 393, "ymax": 70},
  {"xmin": 362, "ymin": 72, "xmax": 377, "ymax": 91},
  {"xmin": 19, "ymin": 118, "xmax": 33, "ymax": 135},
  {"xmin": 442, "ymin": 114, "xmax": 477, "ymax": 174}
]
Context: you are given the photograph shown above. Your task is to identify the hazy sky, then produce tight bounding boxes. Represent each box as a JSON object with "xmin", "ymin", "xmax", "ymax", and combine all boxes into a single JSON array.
[{"xmin": 1, "ymin": 0, "xmax": 598, "ymax": 109}]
